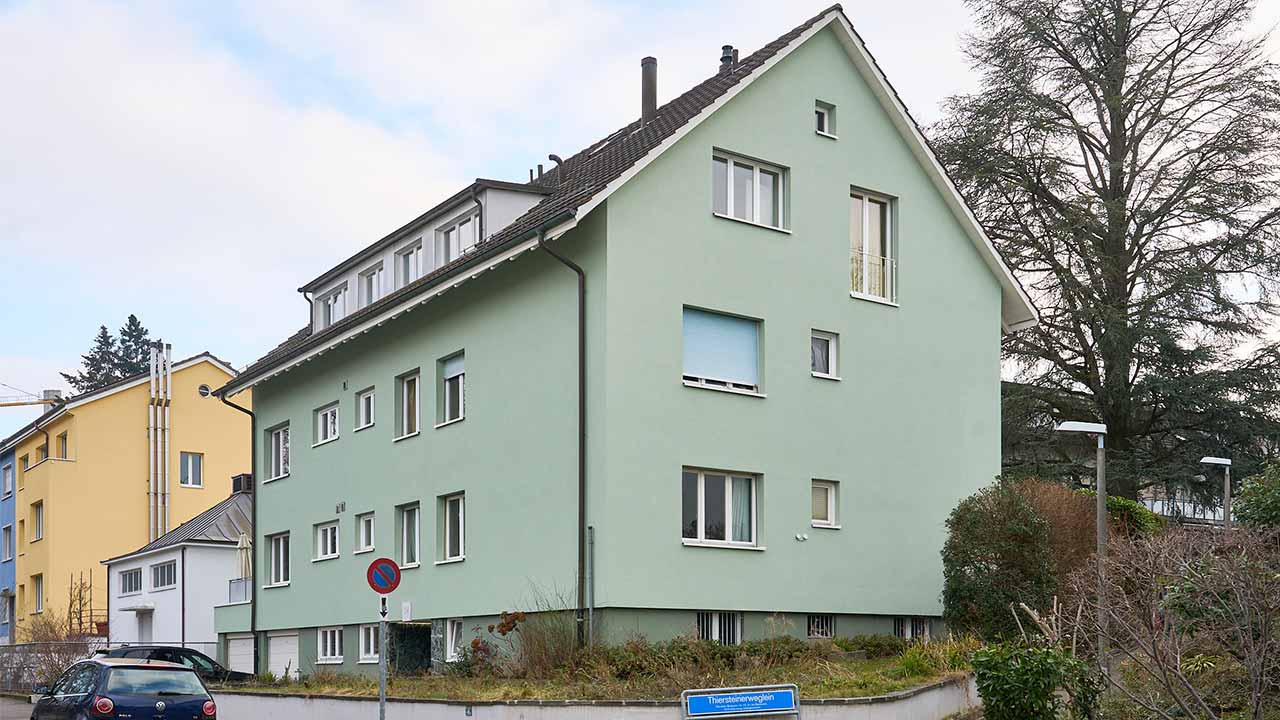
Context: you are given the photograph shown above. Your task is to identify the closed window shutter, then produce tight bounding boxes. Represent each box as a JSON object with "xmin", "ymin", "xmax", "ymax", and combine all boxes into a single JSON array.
[{"xmin": 682, "ymin": 309, "xmax": 759, "ymax": 386}]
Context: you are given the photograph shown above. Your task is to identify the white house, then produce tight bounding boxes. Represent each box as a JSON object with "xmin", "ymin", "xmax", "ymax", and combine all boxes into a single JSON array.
[{"xmin": 103, "ymin": 475, "xmax": 252, "ymax": 657}]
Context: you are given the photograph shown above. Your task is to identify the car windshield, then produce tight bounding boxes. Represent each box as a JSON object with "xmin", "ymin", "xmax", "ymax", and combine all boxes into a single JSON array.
[{"xmin": 104, "ymin": 668, "xmax": 205, "ymax": 695}]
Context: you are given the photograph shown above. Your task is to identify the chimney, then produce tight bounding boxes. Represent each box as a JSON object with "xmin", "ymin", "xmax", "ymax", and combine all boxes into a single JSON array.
[
  {"xmin": 641, "ymin": 56, "xmax": 657, "ymax": 124},
  {"xmin": 720, "ymin": 45, "xmax": 736, "ymax": 73},
  {"xmin": 41, "ymin": 389, "xmax": 63, "ymax": 403},
  {"xmin": 537, "ymin": 163, "xmax": 544, "ymax": 179},
  {"xmin": 232, "ymin": 473, "xmax": 254, "ymax": 494}
]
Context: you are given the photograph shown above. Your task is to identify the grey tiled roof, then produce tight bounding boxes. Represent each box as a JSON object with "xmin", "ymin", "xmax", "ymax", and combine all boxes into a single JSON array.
[
  {"xmin": 104, "ymin": 491, "xmax": 253, "ymax": 564},
  {"xmin": 219, "ymin": 5, "xmax": 843, "ymax": 396}
]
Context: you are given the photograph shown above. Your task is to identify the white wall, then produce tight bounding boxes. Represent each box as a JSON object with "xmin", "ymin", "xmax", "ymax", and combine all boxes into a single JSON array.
[{"xmin": 107, "ymin": 544, "xmax": 239, "ymax": 655}]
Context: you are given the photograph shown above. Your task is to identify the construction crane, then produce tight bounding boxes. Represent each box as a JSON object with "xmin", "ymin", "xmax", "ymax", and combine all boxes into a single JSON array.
[{"xmin": 0, "ymin": 388, "xmax": 64, "ymax": 409}]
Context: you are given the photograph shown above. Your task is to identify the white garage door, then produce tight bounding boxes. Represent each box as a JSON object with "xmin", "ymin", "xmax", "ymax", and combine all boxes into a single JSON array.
[
  {"xmin": 267, "ymin": 633, "xmax": 298, "ymax": 679},
  {"xmin": 226, "ymin": 634, "xmax": 254, "ymax": 674}
]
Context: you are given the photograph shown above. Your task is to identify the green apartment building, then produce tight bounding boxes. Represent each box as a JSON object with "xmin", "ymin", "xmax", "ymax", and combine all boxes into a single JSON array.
[{"xmin": 214, "ymin": 4, "xmax": 1037, "ymax": 677}]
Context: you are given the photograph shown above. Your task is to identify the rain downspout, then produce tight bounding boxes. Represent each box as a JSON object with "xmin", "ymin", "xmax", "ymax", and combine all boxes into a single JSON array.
[
  {"xmin": 470, "ymin": 186, "xmax": 485, "ymax": 243},
  {"xmin": 163, "ymin": 343, "xmax": 172, "ymax": 535},
  {"xmin": 148, "ymin": 345, "xmax": 157, "ymax": 542},
  {"xmin": 219, "ymin": 393, "xmax": 256, "ymax": 673}
]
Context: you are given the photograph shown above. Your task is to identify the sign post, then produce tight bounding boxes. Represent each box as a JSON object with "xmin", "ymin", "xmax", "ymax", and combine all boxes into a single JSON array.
[
  {"xmin": 682, "ymin": 684, "xmax": 801, "ymax": 719},
  {"xmin": 366, "ymin": 558, "xmax": 402, "ymax": 720}
]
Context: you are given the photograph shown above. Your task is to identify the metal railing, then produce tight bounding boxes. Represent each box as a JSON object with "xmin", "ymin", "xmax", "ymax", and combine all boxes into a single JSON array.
[
  {"xmin": 851, "ymin": 252, "xmax": 897, "ymax": 303},
  {"xmin": 1141, "ymin": 496, "xmax": 1226, "ymax": 524},
  {"xmin": 228, "ymin": 578, "xmax": 251, "ymax": 604}
]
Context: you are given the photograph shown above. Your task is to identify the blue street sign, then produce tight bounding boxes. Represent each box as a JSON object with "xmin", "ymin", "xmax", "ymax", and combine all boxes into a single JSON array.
[{"xmin": 683, "ymin": 685, "xmax": 799, "ymax": 718}]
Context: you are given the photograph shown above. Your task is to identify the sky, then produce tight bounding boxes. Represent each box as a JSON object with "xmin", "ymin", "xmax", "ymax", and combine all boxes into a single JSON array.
[{"xmin": 2, "ymin": 0, "xmax": 1279, "ymax": 437}]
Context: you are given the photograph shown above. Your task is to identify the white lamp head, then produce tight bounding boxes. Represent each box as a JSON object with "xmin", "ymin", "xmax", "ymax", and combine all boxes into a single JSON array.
[
  {"xmin": 1200, "ymin": 456, "xmax": 1231, "ymax": 466},
  {"xmin": 1055, "ymin": 421, "xmax": 1107, "ymax": 435}
]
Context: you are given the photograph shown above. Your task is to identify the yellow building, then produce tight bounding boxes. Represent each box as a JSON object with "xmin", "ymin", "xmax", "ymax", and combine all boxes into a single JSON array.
[{"xmin": 1, "ymin": 350, "xmax": 250, "ymax": 640}]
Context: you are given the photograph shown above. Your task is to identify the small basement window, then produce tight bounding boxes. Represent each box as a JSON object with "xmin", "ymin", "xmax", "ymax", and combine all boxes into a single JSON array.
[
  {"xmin": 808, "ymin": 614, "xmax": 835, "ymax": 639},
  {"xmin": 696, "ymin": 611, "xmax": 742, "ymax": 645}
]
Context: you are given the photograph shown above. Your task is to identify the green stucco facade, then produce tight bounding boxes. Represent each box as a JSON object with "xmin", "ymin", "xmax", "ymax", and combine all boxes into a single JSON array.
[{"xmin": 227, "ymin": 24, "xmax": 1006, "ymax": 675}]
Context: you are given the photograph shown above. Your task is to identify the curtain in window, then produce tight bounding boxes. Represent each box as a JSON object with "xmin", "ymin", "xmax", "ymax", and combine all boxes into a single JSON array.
[
  {"xmin": 810, "ymin": 337, "xmax": 829, "ymax": 374},
  {"xmin": 682, "ymin": 308, "xmax": 760, "ymax": 386},
  {"xmin": 731, "ymin": 476, "xmax": 752, "ymax": 542}
]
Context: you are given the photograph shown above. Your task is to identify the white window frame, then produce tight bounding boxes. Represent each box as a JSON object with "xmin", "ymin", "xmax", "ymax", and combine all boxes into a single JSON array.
[
  {"xmin": 397, "ymin": 241, "xmax": 424, "ymax": 288},
  {"xmin": 151, "ymin": 560, "xmax": 177, "ymax": 590},
  {"xmin": 441, "ymin": 494, "xmax": 465, "ymax": 562},
  {"xmin": 268, "ymin": 533, "xmax": 291, "ymax": 587},
  {"xmin": 33, "ymin": 575, "xmax": 43, "ymax": 614},
  {"xmin": 119, "ymin": 568, "xmax": 142, "ymax": 596},
  {"xmin": 1, "ymin": 464, "xmax": 11, "ymax": 496},
  {"xmin": 681, "ymin": 469, "xmax": 759, "ymax": 549},
  {"xmin": 810, "ymin": 330, "xmax": 840, "ymax": 380},
  {"xmin": 446, "ymin": 618, "xmax": 464, "ymax": 661},
  {"xmin": 359, "ymin": 624, "xmax": 379, "ymax": 663},
  {"xmin": 0, "ymin": 524, "xmax": 11, "ymax": 561},
  {"xmin": 317, "ymin": 627, "xmax": 343, "ymax": 664},
  {"xmin": 400, "ymin": 505, "xmax": 420, "ymax": 568},
  {"xmin": 712, "ymin": 151, "xmax": 787, "ymax": 230},
  {"xmin": 815, "ymin": 101, "xmax": 837, "ymax": 138},
  {"xmin": 359, "ymin": 262, "xmax": 385, "ymax": 308},
  {"xmin": 179, "ymin": 451, "xmax": 204, "ymax": 487},
  {"xmin": 314, "ymin": 521, "xmax": 340, "ymax": 561},
  {"xmin": 441, "ymin": 357, "xmax": 465, "ymax": 425},
  {"xmin": 696, "ymin": 611, "xmax": 742, "ymax": 645},
  {"xmin": 317, "ymin": 286, "xmax": 347, "ymax": 329},
  {"xmin": 31, "ymin": 502, "xmax": 43, "ymax": 541},
  {"xmin": 434, "ymin": 213, "xmax": 479, "ymax": 270},
  {"xmin": 811, "ymin": 480, "xmax": 839, "ymax": 529},
  {"xmin": 808, "ymin": 614, "xmax": 836, "ymax": 639},
  {"xmin": 355, "ymin": 512, "xmax": 375, "ymax": 554},
  {"xmin": 850, "ymin": 189, "xmax": 897, "ymax": 304},
  {"xmin": 356, "ymin": 389, "xmax": 376, "ymax": 431},
  {"xmin": 268, "ymin": 426, "xmax": 290, "ymax": 480},
  {"xmin": 314, "ymin": 404, "xmax": 340, "ymax": 447},
  {"xmin": 398, "ymin": 373, "xmax": 420, "ymax": 439}
]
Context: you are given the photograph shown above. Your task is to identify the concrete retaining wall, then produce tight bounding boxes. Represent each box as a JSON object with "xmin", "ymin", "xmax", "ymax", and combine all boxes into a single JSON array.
[{"xmin": 214, "ymin": 676, "xmax": 978, "ymax": 720}]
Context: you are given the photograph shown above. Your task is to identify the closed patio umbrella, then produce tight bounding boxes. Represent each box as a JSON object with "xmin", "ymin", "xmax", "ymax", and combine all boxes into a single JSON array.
[{"xmin": 236, "ymin": 532, "xmax": 252, "ymax": 579}]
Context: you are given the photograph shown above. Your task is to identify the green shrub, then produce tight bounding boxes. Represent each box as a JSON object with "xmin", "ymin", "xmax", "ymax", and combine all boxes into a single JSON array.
[
  {"xmin": 1235, "ymin": 465, "xmax": 1280, "ymax": 528},
  {"xmin": 972, "ymin": 643, "xmax": 1099, "ymax": 720},
  {"xmin": 942, "ymin": 478, "xmax": 1055, "ymax": 640},
  {"xmin": 1077, "ymin": 489, "xmax": 1163, "ymax": 535},
  {"xmin": 832, "ymin": 634, "xmax": 908, "ymax": 658}
]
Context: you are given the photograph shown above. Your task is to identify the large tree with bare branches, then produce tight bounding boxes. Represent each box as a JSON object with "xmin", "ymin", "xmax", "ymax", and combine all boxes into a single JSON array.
[{"xmin": 933, "ymin": 0, "xmax": 1280, "ymax": 498}]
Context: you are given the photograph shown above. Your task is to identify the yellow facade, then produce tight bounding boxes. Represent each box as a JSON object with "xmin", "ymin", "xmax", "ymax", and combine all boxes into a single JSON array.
[{"xmin": 11, "ymin": 358, "xmax": 250, "ymax": 639}]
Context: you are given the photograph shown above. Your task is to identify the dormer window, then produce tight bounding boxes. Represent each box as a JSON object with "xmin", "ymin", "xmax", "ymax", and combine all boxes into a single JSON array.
[
  {"xmin": 359, "ymin": 263, "xmax": 384, "ymax": 308},
  {"xmin": 397, "ymin": 241, "xmax": 423, "ymax": 289},
  {"xmin": 318, "ymin": 286, "xmax": 347, "ymax": 329},
  {"xmin": 434, "ymin": 214, "xmax": 478, "ymax": 271}
]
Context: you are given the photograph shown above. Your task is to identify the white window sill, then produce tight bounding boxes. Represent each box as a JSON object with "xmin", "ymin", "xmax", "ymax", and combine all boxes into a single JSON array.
[
  {"xmin": 434, "ymin": 417, "xmax": 464, "ymax": 430},
  {"xmin": 434, "ymin": 557, "xmax": 465, "ymax": 566},
  {"xmin": 401, "ymin": 562, "xmax": 421, "ymax": 570},
  {"xmin": 849, "ymin": 291, "xmax": 899, "ymax": 307},
  {"xmin": 118, "ymin": 592, "xmax": 142, "ymax": 598},
  {"xmin": 811, "ymin": 523, "xmax": 841, "ymax": 530},
  {"xmin": 312, "ymin": 555, "xmax": 339, "ymax": 563},
  {"xmin": 264, "ymin": 474, "xmax": 290, "ymax": 484},
  {"xmin": 353, "ymin": 547, "xmax": 375, "ymax": 555},
  {"xmin": 681, "ymin": 539, "xmax": 766, "ymax": 551},
  {"xmin": 811, "ymin": 372, "xmax": 841, "ymax": 381},
  {"xmin": 712, "ymin": 212, "xmax": 791, "ymax": 234},
  {"xmin": 178, "ymin": 483, "xmax": 203, "ymax": 489},
  {"xmin": 358, "ymin": 658, "xmax": 379, "ymax": 665},
  {"xmin": 1, "ymin": 493, "xmax": 11, "ymax": 500},
  {"xmin": 312, "ymin": 437, "xmax": 339, "ymax": 449},
  {"xmin": 315, "ymin": 659, "xmax": 343, "ymax": 665},
  {"xmin": 354, "ymin": 423, "xmax": 375, "ymax": 433},
  {"xmin": 151, "ymin": 585, "xmax": 176, "ymax": 593},
  {"xmin": 815, "ymin": 130, "xmax": 839, "ymax": 140},
  {"xmin": 263, "ymin": 582, "xmax": 291, "ymax": 590},
  {"xmin": 393, "ymin": 431, "xmax": 420, "ymax": 443},
  {"xmin": 682, "ymin": 380, "xmax": 765, "ymax": 399}
]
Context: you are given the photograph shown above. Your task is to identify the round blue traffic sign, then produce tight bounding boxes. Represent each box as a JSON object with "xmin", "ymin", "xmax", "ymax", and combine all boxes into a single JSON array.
[{"xmin": 366, "ymin": 557, "xmax": 401, "ymax": 594}]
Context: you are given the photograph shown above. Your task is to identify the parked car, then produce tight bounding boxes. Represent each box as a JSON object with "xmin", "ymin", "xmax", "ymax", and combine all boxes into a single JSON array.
[
  {"xmin": 31, "ymin": 657, "xmax": 216, "ymax": 719},
  {"xmin": 91, "ymin": 646, "xmax": 252, "ymax": 684}
]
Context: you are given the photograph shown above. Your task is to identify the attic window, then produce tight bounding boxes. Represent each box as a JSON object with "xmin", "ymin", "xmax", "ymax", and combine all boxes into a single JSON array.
[
  {"xmin": 712, "ymin": 151, "xmax": 787, "ymax": 230},
  {"xmin": 815, "ymin": 101, "xmax": 836, "ymax": 138}
]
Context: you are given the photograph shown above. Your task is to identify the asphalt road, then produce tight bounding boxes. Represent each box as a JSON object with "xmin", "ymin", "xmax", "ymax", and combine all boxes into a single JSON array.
[{"xmin": 0, "ymin": 698, "xmax": 27, "ymax": 720}]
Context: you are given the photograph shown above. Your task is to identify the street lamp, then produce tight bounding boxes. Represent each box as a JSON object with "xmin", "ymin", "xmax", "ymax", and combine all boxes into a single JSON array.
[
  {"xmin": 1200, "ymin": 456, "xmax": 1232, "ymax": 530},
  {"xmin": 1055, "ymin": 421, "xmax": 1108, "ymax": 673}
]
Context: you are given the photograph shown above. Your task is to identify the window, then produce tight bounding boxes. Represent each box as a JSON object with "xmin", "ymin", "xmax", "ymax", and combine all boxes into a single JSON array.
[
  {"xmin": 850, "ymin": 190, "xmax": 895, "ymax": 302},
  {"xmin": 315, "ymin": 521, "xmax": 339, "ymax": 560},
  {"xmin": 2, "ymin": 464, "xmax": 11, "ymax": 495},
  {"xmin": 268, "ymin": 533, "xmax": 291, "ymax": 586},
  {"xmin": 179, "ymin": 452, "xmax": 203, "ymax": 487},
  {"xmin": 356, "ymin": 513, "xmax": 375, "ymax": 552},
  {"xmin": 400, "ymin": 504, "xmax": 420, "ymax": 567},
  {"xmin": 314, "ymin": 404, "xmax": 339, "ymax": 446},
  {"xmin": 398, "ymin": 373, "xmax": 420, "ymax": 437},
  {"xmin": 356, "ymin": 388, "xmax": 376, "ymax": 430},
  {"xmin": 31, "ymin": 502, "xmax": 43, "ymax": 541},
  {"xmin": 318, "ymin": 627, "xmax": 343, "ymax": 663},
  {"xmin": 681, "ymin": 469, "xmax": 757, "ymax": 546},
  {"xmin": 19, "ymin": 455, "xmax": 29, "ymax": 471},
  {"xmin": 912, "ymin": 618, "xmax": 931, "ymax": 641},
  {"xmin": 268, "ymin": 426, "xmax": 290, "ymax": 480},
  {"xmin": 810, "ymin": 330, "xmax": 839, "ymax": 379},
  {"xmin": 318, "ymin": 286, "xmax": 347, "ymax": 329},
  {"xmin": 682, "ymin": 308, "xmax": 761, "ymax": 393},
  {"xmin": 811, "ymin": 480, "xmax": 838, "ymax": 528},
  {"xmin": 120, "ymin": 568, "xmax": 142, "ymax": 595},
  {"xmin": 446, "ymin": 618, "xmax": 464, "ymax": 661},
  {"xmin": 441, "ymin": 494, "xmax": 464, "ymax": 561},
  {"xmin": 151, "ymin": 561, "xmax": 176, "ymax": 589},
  {"xmin": 1, "ymin": 525, "xmax": 12, "ymax": 561},
  {"xmin": 32, "ymin": 575, "xmax": 43, "ymax": 613},
  {"xmin": 56, "ymin": 432, "xmax": 68, "ymax": 459},
  {"xmin": 397, "ymin": 241, "xmax": 424, "ymax": 288},
  {"xmin": 359, "ymin": 263, "xmax": 385, "ymax": 308},
  {"xmin": 712, "ymin": 152, "xmax": 785, "ymax": 229},
  {"xmin": 0, "ymin": 597, "xmax": 7, "ymax": 625},
  {"xmin": 815, "ymin": 101, "xmax": 837, "ymax": 137},
  {"xmin": 808, "ymin": 614, "xmax": 836, "ymax": 639},
  {"xmin": 696, "ymin": 611, "xmax": 741, "ymax": 645},
  {"xmin": 37, "ymin": 444, "xmax": 47, "ymax": 462},
  {"xmin": 360, "ymin": 624, "xmax": 379, "ymax": 662},
  {"xmin": 434, "ymin": 214, "xmax": 478, "ymax": 270},
  {"xmin": 440, "ymin": 354, "xmax": 465, "ymax": 424}
]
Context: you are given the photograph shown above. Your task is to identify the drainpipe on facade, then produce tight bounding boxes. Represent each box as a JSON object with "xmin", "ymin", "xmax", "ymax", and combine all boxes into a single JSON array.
[
  {"xmin": 537, "ymin": 229, "xmax": 587, "ymax": 647},
  {"xmin": 181, "ymin": 546, "xmax": 186, "ymax": 646},
  {"xmin": 470, "ymin": 186, "xmax": 485, "ymax": 243},
  {"xmin": 218, "ymin": 394, "xmax": 256, "ymax": 673}
]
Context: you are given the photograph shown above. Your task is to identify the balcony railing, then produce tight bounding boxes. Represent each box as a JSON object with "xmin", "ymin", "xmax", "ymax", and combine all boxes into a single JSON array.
[
  {"xmin": 851, "ymin": 252, "xmax": 897, "ymax": 303},
  {"xmin": 228, "ymin": 577, "xmax": 251, "ymax": 604}
]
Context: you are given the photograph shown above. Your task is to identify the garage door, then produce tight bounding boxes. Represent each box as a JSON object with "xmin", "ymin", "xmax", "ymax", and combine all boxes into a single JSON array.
[
  {"xmin": 226, "ymin": 634, "xmax": 254, "ymax": 674},
  {"xmin": 267, "ymin": 633, "xmax": 298, "ymax": 679}
]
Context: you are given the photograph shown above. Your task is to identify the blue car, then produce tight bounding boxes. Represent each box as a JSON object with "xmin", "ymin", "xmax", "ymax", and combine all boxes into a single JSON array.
[{"xmin": 31, "ymin": 657, "xmax": 216, "ymax": 720}]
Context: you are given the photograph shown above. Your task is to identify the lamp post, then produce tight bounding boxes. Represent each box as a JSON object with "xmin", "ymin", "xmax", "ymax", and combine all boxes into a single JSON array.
[
  {"xmin": 1200, "ymin": 456, "xmax": 1232, "ymax": 530},
  {"xmin": 1055, "ymin": 421, "xmax": 1108, "ymax": 673}
]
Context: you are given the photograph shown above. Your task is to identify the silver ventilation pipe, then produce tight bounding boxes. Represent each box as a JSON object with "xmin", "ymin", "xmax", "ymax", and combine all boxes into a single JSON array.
[
  {"xmin": 163, "ymin": 342, "xmax": 172, "ymax": 535},
  {"xmin": 148, "ymin": 344, "xmax": 158, "ymax": 541}
]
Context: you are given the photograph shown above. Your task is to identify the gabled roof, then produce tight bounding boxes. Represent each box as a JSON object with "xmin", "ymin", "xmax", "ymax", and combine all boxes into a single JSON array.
[
  {"xmin": 219, "ymin": 3, "xmax": 1036, "ymax": 396},
  {"xmin": 0, "ymin": 352, "xmax": 238, "ymax": 453},
  {"xmin": 102, "ymin": 491, "xmax": 252, "ymax": 565}
]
